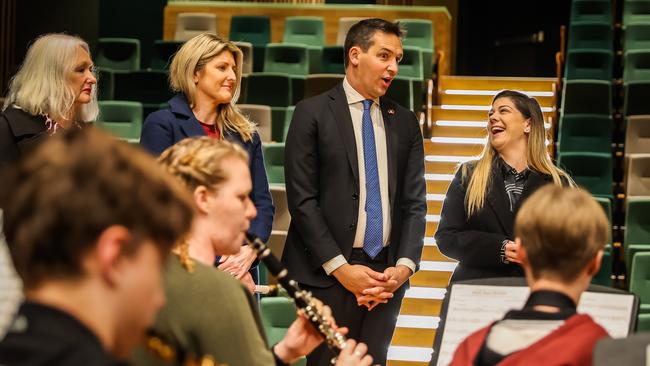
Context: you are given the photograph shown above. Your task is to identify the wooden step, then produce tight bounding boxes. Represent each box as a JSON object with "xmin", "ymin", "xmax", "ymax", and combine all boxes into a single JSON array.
[
  {"xmin": 410, "ymin": 269, "xmax": 452, "ymax": 288},
  {"xmin": 400, "ymin": 298, "xmax": 443, "ymax": 316},
  {"xmin": 424, "ymin": 141, "xmax": 484, "ymax": 156},
  {"xmin": 430, "ymin": 125, "xmax": 487, "ymax": 138},
  {"xmin": 425, "ymin": 160, "xmax": 460, "ymax": 175},
  {"xmin": 430, "ymin": 107, "xmax": 554, "ymax": 123},
  {"xmin": 421, "ymin": 245, "xmax": 455, "ymax": 262},
  {"xmin": 427, "ymin": 200, "xmax": 442, "ymax": 213},
  {"xmin": 439, "ymin": 75, "xmax": 556, "ymax": 91},
  {"xmin": 426, "ymin": 180, "xmax": 451, "ymax": 194},
  {"xmin": 426, "ymin": 221, "xmax": 438, "ymax": 237},
  {"xmin": 392, "ymin": 328, "xmax": 436, "ymax": 347},
  {"xmin": 439, "ymin": 93, "xmax": 554, "ymax": 107}
]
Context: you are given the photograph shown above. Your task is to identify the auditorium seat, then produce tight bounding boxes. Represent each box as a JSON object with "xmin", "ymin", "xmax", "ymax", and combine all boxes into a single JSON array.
[
  {"xmin": 624, "ymin": 81, "xmax": 650, "ymax": 116},
  {"xmin": 397, "ymin": 18, "xmax": 434, "ymax": 78},
  {"xmin": 385, "ymin": 77, "xmax": 414, "ymax": 111},
  {"xmin": 150, "ymin": 40, "xmax": 183, "ymax": 70},
  {"xmin": 623, "ymin": 50, "xmax": 650, "ymax": 84},
  {"xmin": 399, "ymin": 46, "xmax": 424, "ymax": 80},
  {"xmin": 625, "ymin": 154, "xmax": 650, "ymax": 197},
  {"xmin": 638, "ymin": 313, "xmax": 650, "ymax": 331},
  {"xmin": 592, "ymin": 245, "xmax": 613, "ymax": 286},
  {"xmin": 561, "ymin": 80, "xmax": 612, "ymax": 114},
  {"xmin": 260, "ymin": 297, "xmax": 296, "ymax": 344},
  {"xmin": 263, "ymin": 43, "xmax": 310, "ymax": 76},
  {"xmin": 96, "ymin": 38, "xmax": 141, "ymax": 72},
  {"xmin": 628, "ymin": 252, "xmax": 650, "ymax": 313},
  {"xmin": 230, "ymin": 15, "xmax": 271, "ymax": 72},
  {"xmin": 568, "ymin": 21, "xmax": 613, "ymax": 51},
  {"xmin": 282, "ymin": 106, "xmax": 295, "ymax": 142},
  {"xmin": 238, "ymin": 104, "xmax": 272, "ymax": 142},
  {"xmin": 113, "ymin": 70, "xmax": 174, "ymax": 117},
  {"xmin": 557, "ymin": 152, "xmax": 613, "ymax": 198},
  {"xmin": 564, "ymin": 49, "xmax": 613, "ymax": 81},
  {"xmin": 624, "ymin": 198, "xmax": 650, "ymax": 265},
  {"xmin": 595, "ymin": 196, "xmax": 613, "ymax": 242},
  {"xmin": 283, "ymin": 16, "xmax": 324, "ymax": 73},
  {"xmin": 623, "ymin": 23, "xmax": 650, "ymax": 53},
  {"xmin": 336, "ymin": 17, "xmax": 366, "ymax": 45},
  {"xmin": 304, "ymin": 74, "xmax": 344, "ymax": 99},
  {"xmin": 239, "ymin": 74, "xmax": 249, "ymax": 104},
  {"xmin": 570, "ymin": 0, "xmax": 613, "ymax": 24},
  {"xmin": 321, "ymin": 46, "xmax": 345, "ymax": 74},
  {"xmin": 625, "ymin": 115, "xmax": 650, "ymax": 156},
  {"xmin": 623, "ymin": 0, "xmax": 650, "ymax": 26},
  {"xmin": 233, "ymin": 41, "xmax": 253, "ymax": 75},
  {"xmin": 173, "ymin": 13, "xmax": 217, "ymax": 41},
  {"xmin": 97, "ymin": 68, "xmax": 114, "ymax": 101},
  {"xmin": 96, "ymin": 101, "xmax": 143, "ymax": 143},
  {"xmin": 270, "ymin": 185, "xmax": 290, "ymax": 231},
  {"xmin": 246, "ymin": 73, "xmax": 292, "ymax": 107},
  {"xmin": 263, "ymin": 143, "xmax": 285, "ymax": 184},
  {"xmin": 557, "ymin": 114, "xmax": 612, "ymax": 153}
]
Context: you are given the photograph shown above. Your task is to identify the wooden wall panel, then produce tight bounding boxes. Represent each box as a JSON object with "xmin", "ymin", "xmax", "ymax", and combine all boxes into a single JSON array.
[{"xmin": 163, "ymin": 1, "xmax": 452, "ymax": 75}]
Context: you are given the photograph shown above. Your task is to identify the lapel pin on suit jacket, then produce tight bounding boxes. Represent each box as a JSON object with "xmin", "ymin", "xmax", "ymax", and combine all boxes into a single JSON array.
[{"xmin": 387, "ymin": 108, "xmax": 395, "ymax": 115}]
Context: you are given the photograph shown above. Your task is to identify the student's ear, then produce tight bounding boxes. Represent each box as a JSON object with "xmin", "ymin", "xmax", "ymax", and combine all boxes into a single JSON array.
[
  {"xmin": 515, "ymin": 237, "xmax": 529, "ymax": 266},
  {"xmin": 94, "ymin": 225, "xmax": 132, "ymax": 286},
  {"xmin": 193, "ymin": 185, "xmax": 212, "ymax": 215},
  {"xmin": 586, "ymin": 249, "xmax": 603, "ymax": 277},
  {"xmin": 348, "ymin": 46, "xmax": 361, "ymax": 67}
]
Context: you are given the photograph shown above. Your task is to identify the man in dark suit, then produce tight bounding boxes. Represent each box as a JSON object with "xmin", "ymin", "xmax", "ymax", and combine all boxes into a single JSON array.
[{"xmin": 282, "ymin": 18, "xmax": 427, "ymax": 365}]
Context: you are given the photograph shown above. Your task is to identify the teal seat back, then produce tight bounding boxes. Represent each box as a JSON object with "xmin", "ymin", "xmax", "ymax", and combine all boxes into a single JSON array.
[
  {"xmin": 557, "ymin": 152, "xmax": 613, "ymax": 197},
  {"xmin": 263, "ymin": 143, "xmax": 285, "ymax": 184},
  {"xmin": 564, "ymin": 49, "xmax": 613, "ymax": 80},
  {"xmin": 96, "ymin": 101, "xmax": 143, "ymax": 141},
  {"xmin": 264, "ymin": 43, "xmax": 310, "ymax": 76},
  {"xmin": 96, "ymin": 38, "xmax": 141, "ymax": 72},
  {"xmin": 397, "ymin": 19, "xmax": 434, "ymax": 51},
  {"xmin": 230, "ymin": 15, "xmax": 271, "ymax": 46},
  {"xmin": 283, "ymin": 16, "xmax": 325, "ymax": 47},
  {"xmin": 624, "ymin": 50, "xmax": 650, "ymax": 83},
  {"xmin": 568, "ymin": 21, "xmax": 613, "ymax": 51},
  {"xmin": 399, "ymin": 46, "xmax": 424, "ymax": 79},
  {"xmin": 557, "ymin": 114, "xmax": 612, "ymax": 153}
]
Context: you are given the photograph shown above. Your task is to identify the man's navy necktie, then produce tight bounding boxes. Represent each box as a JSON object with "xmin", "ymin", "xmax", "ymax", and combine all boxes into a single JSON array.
[{"xmin": 361, "ymin": 99, "xmax": 383, "ymax": 258}]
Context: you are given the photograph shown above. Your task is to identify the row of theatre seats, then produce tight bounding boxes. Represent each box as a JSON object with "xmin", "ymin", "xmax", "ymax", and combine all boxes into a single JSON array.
[{"xmin": 557, "ymin": 0, "xmax": 650, "ymax": 329}]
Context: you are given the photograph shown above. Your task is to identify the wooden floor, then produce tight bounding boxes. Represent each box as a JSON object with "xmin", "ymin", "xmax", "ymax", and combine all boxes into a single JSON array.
[{"xmin": 386, "ymin": 75, "xmax": 557, "ymax": 365}]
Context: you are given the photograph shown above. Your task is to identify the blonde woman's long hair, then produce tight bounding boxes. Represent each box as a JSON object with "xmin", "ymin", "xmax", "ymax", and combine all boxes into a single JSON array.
[
  {"xmin": 3, "ymin": 33, "xmax": 99, "ymax": 123},
  {"xmin": 157, "ymin": 137, "xmax": 249, "ymax": 271},
  {"xmin": 462, "ymin": 90, "xmax": 574, "ymax": 217},
  {"xmin": 169, "ymin": 33, "xmax": 255, "ymax": 142}
]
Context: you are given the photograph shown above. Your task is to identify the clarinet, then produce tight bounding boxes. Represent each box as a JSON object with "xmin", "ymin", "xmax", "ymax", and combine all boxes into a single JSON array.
[{"xmin": 245, "ymin": 232, "xmax": 347, "ymax": 360}]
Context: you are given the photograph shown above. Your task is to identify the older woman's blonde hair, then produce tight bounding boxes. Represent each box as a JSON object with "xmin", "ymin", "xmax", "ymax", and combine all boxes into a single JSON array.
[
  {"xmin": 3, "ymin": 33, "xmax": 99, "ymax": 123},
  {"xmin": 157, "ymin": 136, "xmax": 249, "ymax": 271},
  {"xmin": 462, "ymin": 90, "xmax": 574, "ymax": 216},
  {"xmin": 169, "ymin": 33, "xmax": 255, "ymax": 142}
]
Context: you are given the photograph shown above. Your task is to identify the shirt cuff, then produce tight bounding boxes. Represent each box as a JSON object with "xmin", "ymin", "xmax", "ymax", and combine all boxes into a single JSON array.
[
  {"xmin": 396, "ymin": 258, "xmax": 416, "ymax": 275},
  {"xmin": 323, "ymin": 255, "xmax": 348, "ymax": 275}
]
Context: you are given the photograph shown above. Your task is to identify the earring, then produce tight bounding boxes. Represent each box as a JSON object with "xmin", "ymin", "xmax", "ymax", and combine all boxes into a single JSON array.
[{"xmin": 524, "ymin": 128, "xmax": 530, "ymax": 133}]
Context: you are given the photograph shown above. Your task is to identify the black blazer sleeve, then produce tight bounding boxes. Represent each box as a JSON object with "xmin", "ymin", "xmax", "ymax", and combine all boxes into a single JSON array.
[
  {"xmin": 435, "ymin": 168, "xmax": 508, "ymax": 269},
  {"xmin": 396, "ymin": 111, "xmax": 427, "ymax": 266},
  {"xmin": 284, "ymin": 100, "xmax": 344, "ymax": 266}
]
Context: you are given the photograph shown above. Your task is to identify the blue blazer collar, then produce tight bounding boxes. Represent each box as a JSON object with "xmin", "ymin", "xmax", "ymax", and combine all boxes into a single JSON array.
[{"xmin": 168, "ymin": 94, "xmax": 205, "ymax": 137}]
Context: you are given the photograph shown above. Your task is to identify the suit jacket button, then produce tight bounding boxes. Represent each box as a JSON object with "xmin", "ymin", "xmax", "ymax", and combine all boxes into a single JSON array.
[
  {"xmin": 352, "ymin": 193, "xmax": 359, "ymax": 200},
  {"xmin": 349, "ymin": 223, "xmax": 356, "ymax": 229}
]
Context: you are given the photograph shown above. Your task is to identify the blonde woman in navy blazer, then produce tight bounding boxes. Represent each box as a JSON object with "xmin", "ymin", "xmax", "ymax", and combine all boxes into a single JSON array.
[{"xmin": 140, "ymin": 34, "xmax": 273, "ymax": 290}]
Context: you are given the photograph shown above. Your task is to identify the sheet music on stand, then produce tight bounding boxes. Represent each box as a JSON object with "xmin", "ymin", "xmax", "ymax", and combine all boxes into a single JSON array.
[{"xmin": 431, "ymin": 279, "xmax": 638, "ymax": 366}]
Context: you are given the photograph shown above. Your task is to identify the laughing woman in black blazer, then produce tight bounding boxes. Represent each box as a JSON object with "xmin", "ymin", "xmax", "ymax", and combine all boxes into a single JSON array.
[{"xmin": 436, "ymin": 90, "xmax": 573, "ymax": 282}]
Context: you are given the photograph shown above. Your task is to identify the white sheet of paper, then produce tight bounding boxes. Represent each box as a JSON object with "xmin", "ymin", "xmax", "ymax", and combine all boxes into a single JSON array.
[{"xmin": 435, "ymin": 284, "xmax": 635, "ymax": 366}]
